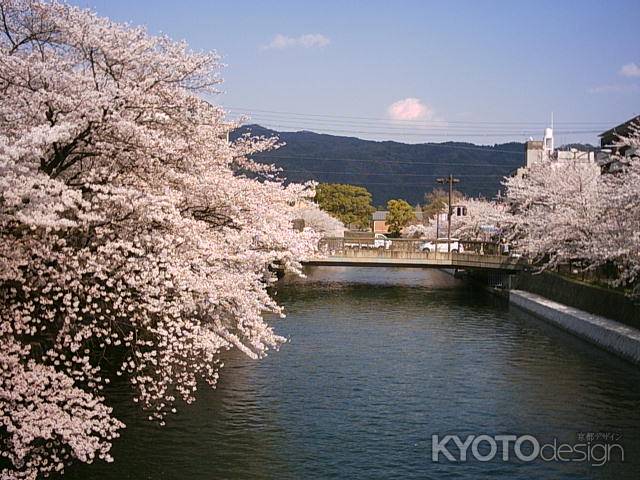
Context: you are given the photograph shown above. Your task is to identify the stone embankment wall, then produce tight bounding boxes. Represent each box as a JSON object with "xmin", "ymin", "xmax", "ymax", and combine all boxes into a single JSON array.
[
  {"xmin": 510, "ymin": 290, "xmax": 640, "ymax": 365},
  {"xmin": 466, "ymin": 269, "xmax": 640, "ymax": 365},
  {"xmin": 511, "ymin": 272, "xmax": 640, "ymax": 330}
]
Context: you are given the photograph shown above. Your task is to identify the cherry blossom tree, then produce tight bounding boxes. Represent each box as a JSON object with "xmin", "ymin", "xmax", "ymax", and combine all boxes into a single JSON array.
[
  {"xmin": 450, "ymin": 198, "xmax": 511, "ymax": 241},
  {"xmin": 294, "ymin": 201, "xmax": 345, "ymax": 237},
  {"xmin": 0, "ymin": 1, "xmax": 320, "ymax": 478},
  {"xmin": 502, "ymin": 160, "xmax": 603, "ymax": 268},
  {"xmin": 406, "ymin": 199, "xmax": 509, "ymax": 242},
  {"xmin": 500, "ymin": 121, "xmax": 640, "ymax": 297},
  {"xmin": 402, "ymin": 223, "xmax": 433, "ymax": 238},
  {"xmin": 593, "ymin": 122, "xmax": 640, "ymax": 295}
]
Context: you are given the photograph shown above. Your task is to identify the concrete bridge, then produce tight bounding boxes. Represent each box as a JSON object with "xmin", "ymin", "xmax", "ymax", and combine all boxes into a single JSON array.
[{"xmin": 305, "ymin": 238, "xmax": 525, "ymax": 272}]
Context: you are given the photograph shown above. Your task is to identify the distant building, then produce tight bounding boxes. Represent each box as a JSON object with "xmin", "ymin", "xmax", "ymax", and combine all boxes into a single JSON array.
[
  {"xmin": 524, "ymin": 140, "xmax": 545, "ymax": 168},
  {"xmin": 599, "ymin": 114, "xmax": 640, "ymax": 154},
  {"xmin": 555, "ymin": 149, "xmax": 596, "ymax": 164},
  {"xmin": 372, "ymin": 211, "xmax": 389, "ymax": 233},
  {"xmin": 598, "ymin": 114, "xmax": 640, "ymax": 173},
  {"xmin": 518, "ymin": 122, "xmax": 595, "ymax": 176},
  {"xmin": 524, "ymin": 126, "xmax": 556, "ymax": 168},
  {"xmin": 371, "ymin": 209, "xmax": 425, "ymax": 233}
]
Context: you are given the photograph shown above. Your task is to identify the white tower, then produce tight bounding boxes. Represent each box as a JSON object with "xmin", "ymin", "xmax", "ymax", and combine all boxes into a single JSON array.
[{"xmin": 542, "ymin": 113, "xmax": 554, "ymax": 160}]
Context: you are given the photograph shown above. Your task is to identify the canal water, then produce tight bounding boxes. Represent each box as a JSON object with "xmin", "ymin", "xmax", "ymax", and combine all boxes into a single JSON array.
[{"xmin": 65, "ymin": 268, "xmax": 640, "ymax": 479}]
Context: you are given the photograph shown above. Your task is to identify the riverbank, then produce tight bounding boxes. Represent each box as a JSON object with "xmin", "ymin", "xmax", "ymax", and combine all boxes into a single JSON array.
[
  {"xmin": 464, "ymin": 269, "xmax": 640, "ymax": 365},
  {"xmin": 509, "ymin": 289, "xmax": 640, "ymax": 365},
  {"xmin": 512, "ymin": 271, "xmax": 640, "ymax": 329}
]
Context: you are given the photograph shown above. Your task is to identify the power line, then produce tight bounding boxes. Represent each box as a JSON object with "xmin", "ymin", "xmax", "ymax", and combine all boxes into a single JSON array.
[
  {"xmin": 278, "ymin": 170, "xmax": 510, "ymax": 184},
  {"xmin": 254, "ymin": 154, "xmax": 522, "ymax": 165},
  {"xmin": 242, "ymin": 122, "xmax": 601, "ymax": 138},
  {"xmin": 233, "ymin": 111, "xmax": 610, "ymax": 133},
  {"xmin": 278, "ymin": 170, "xmax": 508, "ymax": 184},
  {"xmin": 225, "ymin": 106, "xmax": 615, "ymax": 127},
  {"xmin": 238, "ymin": 113, "xmax": 547, "ymax": 130},
  {"xmin": 257, "ymin": 142, "xmax": 523, "ymax": 157},
  {"xmin": 244, "ymin": 119, "xmax": 599, "ymax": 135},
  {"xmin": 271, "ymin": 168, "xmax": 509, "ymax": 185},
  {"xmin": 282, "ymin": 169, "xmax": 509, "ymax": 177}
]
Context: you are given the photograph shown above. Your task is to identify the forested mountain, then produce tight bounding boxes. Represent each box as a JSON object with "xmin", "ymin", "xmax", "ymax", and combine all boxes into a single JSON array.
[{"xmin": 233, "ymin": 125, "xmax": 526, "ymax": 204}]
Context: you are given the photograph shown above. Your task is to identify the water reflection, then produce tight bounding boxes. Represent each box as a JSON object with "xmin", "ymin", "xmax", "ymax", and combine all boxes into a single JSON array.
[{"xmin": 64, "ymin": 267, "xmax": 640, "ymax": 479}]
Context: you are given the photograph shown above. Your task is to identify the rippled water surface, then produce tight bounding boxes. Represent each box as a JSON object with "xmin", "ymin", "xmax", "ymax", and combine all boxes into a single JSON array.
[{"xmin": 66, "ymin": 267, "xmax": 640, "ymax": 479}]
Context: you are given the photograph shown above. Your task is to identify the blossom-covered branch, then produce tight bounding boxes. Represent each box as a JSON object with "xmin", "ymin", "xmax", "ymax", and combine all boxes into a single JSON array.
[
  {"xmin": 500, "ymin": 122, "xmax": 639, "ymax": 295},
  {"xmin": 0, "ymin": 1, "xmax": 323, "ymax": 477}
]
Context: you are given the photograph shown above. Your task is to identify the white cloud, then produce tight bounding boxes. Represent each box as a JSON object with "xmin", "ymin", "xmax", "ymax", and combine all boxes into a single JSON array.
[
  {"xmin": 587, "ymin": 84, "xmax": 640, "ymax": 94},
  {"xmin": 620, "ymin": 62, "xmax": 640, "ymax": 77},
  {"xmin": 261, "ymin": 33, "xmax": 330, "ymax": 50},
  {"xmin": 387, "ymin": 98, "xmax": 434, "ymax": 121}
]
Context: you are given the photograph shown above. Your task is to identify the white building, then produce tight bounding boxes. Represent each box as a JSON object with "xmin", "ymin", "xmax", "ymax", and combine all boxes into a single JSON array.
[{"xmin": 519, "ymin": 123, "xmax": 595, "ymax": 175}]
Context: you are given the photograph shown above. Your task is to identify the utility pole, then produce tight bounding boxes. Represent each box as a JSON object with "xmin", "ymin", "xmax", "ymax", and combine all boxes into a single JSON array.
[{"xmin": 436, "ymin": 175, "xmax": 460, "ymax": 253}]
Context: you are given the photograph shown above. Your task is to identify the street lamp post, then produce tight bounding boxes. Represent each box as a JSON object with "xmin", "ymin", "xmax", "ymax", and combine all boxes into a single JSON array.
[{"xmin": 436, "ymin": 175, "xmax": 460, "ymax": 253}]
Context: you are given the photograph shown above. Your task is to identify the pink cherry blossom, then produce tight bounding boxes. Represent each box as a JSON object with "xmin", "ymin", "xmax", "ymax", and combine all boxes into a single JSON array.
[
  {"xmin": 0, "ymin": 1, "xmax": 323, "ymax": 477},
  {"xmin": 501, "ymin": 123, "xmax": 640, "ymax": 295}
]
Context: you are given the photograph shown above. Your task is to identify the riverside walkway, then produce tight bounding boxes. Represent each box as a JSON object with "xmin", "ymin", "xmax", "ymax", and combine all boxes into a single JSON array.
[{"xmin": 306, "ymin": 238, "xmax": 525, "ymax": 272}]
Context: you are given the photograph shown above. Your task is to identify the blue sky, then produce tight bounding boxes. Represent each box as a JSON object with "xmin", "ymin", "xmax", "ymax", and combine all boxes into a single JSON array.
[{"xmin": 71, "ymin": 0, "xmax": 639, "ymax": 145}]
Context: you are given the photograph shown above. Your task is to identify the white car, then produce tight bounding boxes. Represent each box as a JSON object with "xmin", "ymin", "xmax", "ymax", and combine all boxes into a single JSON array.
[
  {"xmin": 373, "ymin": 233, "xmax": 393, "ymax": 249},
  {"xmin": 420, "ymin": 238, "xmax": 464, "ymax": 253}
]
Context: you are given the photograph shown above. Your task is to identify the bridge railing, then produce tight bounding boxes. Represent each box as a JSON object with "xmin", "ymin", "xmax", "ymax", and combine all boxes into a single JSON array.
[
  {"xmin": 318, "ymin": 237, "xmax": 501, "ymax": 255},
  {"xmin": 319, "ymin": 237, "xmax": 422, "ymax": 252},
  {"xmin": 313, "ymin": 237, "xmax": 525, "ymax": 270},
  {"xmin": 318, "ymin": 237, "xmax": 347, "ymax": 252},
  {"xmin": 388, "ymin": 239, "xmax": 425, "ymax": 251},
  {"xmin": 460, "ymin": 240, "xmax": 500, "ymax": 256}
]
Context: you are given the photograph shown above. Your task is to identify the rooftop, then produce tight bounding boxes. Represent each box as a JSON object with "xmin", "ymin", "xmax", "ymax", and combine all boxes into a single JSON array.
[{"xmin": 599, "ymin": 115, "xmax": 640, "ymax": 140}]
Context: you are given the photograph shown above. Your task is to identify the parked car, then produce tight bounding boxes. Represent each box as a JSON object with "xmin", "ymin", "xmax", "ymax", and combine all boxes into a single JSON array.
[
  {"xmin": 419, "ymin": 238, "xmax": 464, "ymax": 253},
  {"xmin": 373, "ymin": 233, "xmax": 392, "ymax": 249},
  {"xmin": 343, "ymin": 232, "xmax": 392, "ymax": 249}
]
